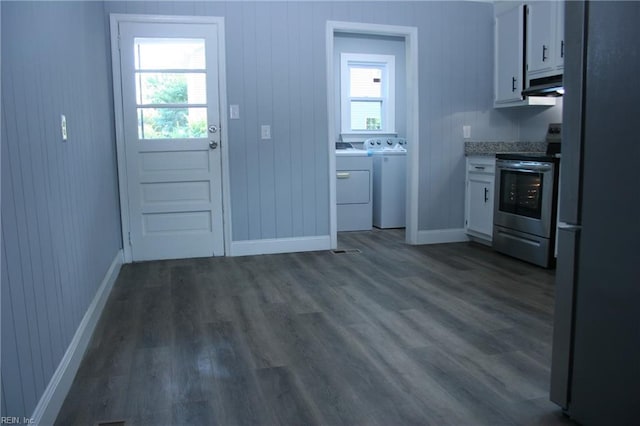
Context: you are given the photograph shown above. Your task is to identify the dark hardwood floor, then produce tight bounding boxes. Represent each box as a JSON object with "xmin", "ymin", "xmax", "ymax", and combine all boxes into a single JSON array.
[{"xmin": 56, "ymin": 229, "xmax": 575, "ymax": 425}]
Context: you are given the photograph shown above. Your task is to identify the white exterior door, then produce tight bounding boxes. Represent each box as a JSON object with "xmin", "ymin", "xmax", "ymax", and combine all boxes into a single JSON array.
[{"xmin": 116, "ymin": 20, "xmax": 224, "ymax": 261}]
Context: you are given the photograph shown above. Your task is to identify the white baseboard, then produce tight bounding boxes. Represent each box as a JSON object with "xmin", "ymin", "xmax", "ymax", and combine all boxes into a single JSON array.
[
  {"xmin": 417, "ymin": 228, "xmax": 469, "ymax": 245},
  {"xmin": 230, "ymin": 236, "xmax": 331, "ymax": 257},
  {"xmin": 32, "ymin": 250, "xmax": 123, "ymax": 426}
]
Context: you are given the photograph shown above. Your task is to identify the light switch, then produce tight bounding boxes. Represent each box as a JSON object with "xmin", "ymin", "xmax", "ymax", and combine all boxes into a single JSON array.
[
  {"xmin": 230, "ymin": 104, "xmax": 240, "ymax": 119},
  {"xmin": 261, "ymin": 125, "xmax": 271, "ymax": 140},
  {"xmin": 61, "ymin": 114, "xmax": 68, "ymax": 141},
  {"xmin": 463, "ymin": 125, "xmax": 471, "ymax": 139}
]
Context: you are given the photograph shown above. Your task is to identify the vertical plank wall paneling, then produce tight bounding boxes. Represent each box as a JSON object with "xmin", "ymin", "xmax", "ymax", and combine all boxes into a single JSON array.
[
  {"xmin": 299, "ymin": 2, "xmax": 320, "ymax": 236},
  {"xmin": 311, "ymin": 2, "xmax": 331, "ymax": 237},
  {"xmin": 255, "ymin": 2, "xmax": 277, "ymax": 239},
  {"xmin": 271, "ymin": 2, "xmax": 294, "ymax": 238},
  {"xmin": 240, "ymin": 1, "xmax": 265, "ymax": 240},
  {"xmin": 225, "ymin": 3, "xmax": 250, "ymax": 241},
  {"xmin": 1, "ymin": 1, "xmax": 121, "ymax": 419},
  {"xmin": 286, "ymin": 1, "xmax": 306, "ymax": 238},
  {"xmin": 104, "ymin": 0, "xmax": 558, "ymax": 238}
]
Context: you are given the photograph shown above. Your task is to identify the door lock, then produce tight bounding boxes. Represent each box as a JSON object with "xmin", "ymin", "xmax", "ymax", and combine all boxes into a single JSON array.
[{"xmin": 208, "ymin": 125, "xmax": 218, "ymax": 134}]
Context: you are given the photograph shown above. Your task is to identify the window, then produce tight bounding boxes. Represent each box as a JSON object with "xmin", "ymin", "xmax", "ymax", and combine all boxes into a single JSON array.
[
  {"xmin": 341, "ymin": 53, "xmax": 395, "ymax": 133},
  {"xmin": 134, "ymin": 38, "xmax": 208, "ymax": 139}
]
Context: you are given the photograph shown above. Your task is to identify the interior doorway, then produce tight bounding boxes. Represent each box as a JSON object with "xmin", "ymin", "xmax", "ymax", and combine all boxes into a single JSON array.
[{"xmin": 326, "ymin": 21, "xmax": 419, "ymax": 248}]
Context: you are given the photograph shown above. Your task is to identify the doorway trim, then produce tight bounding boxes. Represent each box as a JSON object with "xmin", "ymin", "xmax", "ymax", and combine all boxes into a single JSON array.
[
  {"xmin": 326, "ymin": 21, "xmax": 419, "ymax": 247},
  {"xmin": 109, "ymin": 14, "xmax": 232, "ymax": 262}
]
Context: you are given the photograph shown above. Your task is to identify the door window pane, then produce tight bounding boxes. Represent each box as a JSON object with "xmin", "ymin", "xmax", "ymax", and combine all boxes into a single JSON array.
[
  {"xmin": 350, "ymin": 101, "xmax": 382, "ymax": 130},
  {"xmin": 138, "ymin": 107, "xmax": 207, "ymax": 139},
  {"xmin": 134, "ymin": 38, "xmax": 205, "ymax": 70},
  {"xmin": 350, "ymin": 67, "xmax": 382, "ymax": 97},
  {"xmin": 136, "ymin": 73, "xmax": 207, "ymax": 105}
]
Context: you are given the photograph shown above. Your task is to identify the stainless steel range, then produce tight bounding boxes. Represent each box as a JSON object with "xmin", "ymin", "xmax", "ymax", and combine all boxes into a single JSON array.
[{"xmin": 492, "ymin": 124, "xmax": 561, "ymax": 268}]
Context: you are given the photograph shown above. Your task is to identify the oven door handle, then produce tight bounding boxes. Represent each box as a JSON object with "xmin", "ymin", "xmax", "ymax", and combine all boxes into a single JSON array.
[{"xmin": 498, "ymin": 166, "xmax": 550, "ymax": 173}]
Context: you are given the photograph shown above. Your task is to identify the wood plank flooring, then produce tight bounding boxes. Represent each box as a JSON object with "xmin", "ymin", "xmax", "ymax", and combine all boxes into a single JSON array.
[{"xmin": 56, "ymin": 229, "xmax": 575, "ymax": 425}]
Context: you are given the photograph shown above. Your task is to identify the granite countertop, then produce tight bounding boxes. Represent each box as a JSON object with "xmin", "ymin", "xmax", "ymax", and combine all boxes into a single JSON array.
[{"xmin": 464, "ymin": 141, "xmax": 548, "ymax": 156}]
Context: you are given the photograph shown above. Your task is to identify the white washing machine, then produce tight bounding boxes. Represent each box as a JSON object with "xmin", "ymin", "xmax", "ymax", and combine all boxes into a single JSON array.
[{"xmin": 365, "ymin": 137, "xmax": 407, "ymax": 229}]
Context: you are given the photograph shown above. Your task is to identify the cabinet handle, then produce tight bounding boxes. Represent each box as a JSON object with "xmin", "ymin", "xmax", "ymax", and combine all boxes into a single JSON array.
[
  {"xmin": 511, "ymin": 76, "xmax": 517, "ymax": 92},
  {"xmin": 484, "ymin": 188, "xmax": 489, "ymax": 203},
  {"xmin": 542, "ymin": 44, "xmax": 548, "ymax": 62},
  {"xmin": 474, "ymin": 166, "xmax": 486, "ymax": 170},
  {"xmin": 560, "ymin": 40, "xmax": 564, "ymax": 58},
  {"xmin": 337, "ymin": 172, "xmax": 350, "ymax": 179}
]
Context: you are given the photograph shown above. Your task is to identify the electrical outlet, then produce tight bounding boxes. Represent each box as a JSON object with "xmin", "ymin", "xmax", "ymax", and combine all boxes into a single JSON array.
[
  {"xmin": 261, "ymin": 125, "xmax": 271, "ymax": 140},
  {"xmin": 230, "ymin": 105, "xmax": 240, "ymax": 119},
  {"xmin": 463, "ymin": 125, "xmax": 471, "ymax": 139}
]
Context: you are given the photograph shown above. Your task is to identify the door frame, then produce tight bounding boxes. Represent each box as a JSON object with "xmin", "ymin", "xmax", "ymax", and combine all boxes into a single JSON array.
[
  {"xmin": 110, "ymin": 14, "xmax": 232, "ymax": 263},
  {"xmin": 326, "ymin": 21, "xmax": 420, "ymax": 247}
]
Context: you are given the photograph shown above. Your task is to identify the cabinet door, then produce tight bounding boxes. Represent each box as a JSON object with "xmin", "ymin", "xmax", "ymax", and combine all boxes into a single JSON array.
[
  {"xmin": 336, "ymin": 170, "xmax": 370, "ymax": 204},
  {"xmin": 555, "ymin": 1, "xmax": 565, "ymax": 69},
  {"xmin": 495, "ymin": 5, "xmax": 524, "ymax": 104},
  {"xmin": 467, "ymin": 175, "xmax": 494, "ymax": 238},
  {"xmin": 527, "ymin": 1, "xmax": 555, "ymax": 75}
]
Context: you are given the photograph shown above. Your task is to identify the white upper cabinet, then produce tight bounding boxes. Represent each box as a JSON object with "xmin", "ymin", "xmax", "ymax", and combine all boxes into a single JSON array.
[
  {"xmin": 527, "ymin": 2, "xmax": 554, "ymax": 75},
  {"xmin": 495, "ymin": 5, "xmax": 525, "ymax": 105},
  {"xmin": 526, "ymin": 1, "xmax": 565, "ymax": 81},
  {"xmin": 494, "ymin": 2, "xmax": 555, "ymax": 108},
  {"xmin": 555, "ymin": 1, "xmax": 565, "ymax": 69}
]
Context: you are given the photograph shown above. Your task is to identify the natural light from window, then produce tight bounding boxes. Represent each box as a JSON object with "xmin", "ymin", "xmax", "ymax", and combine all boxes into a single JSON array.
[
  {"xmin": 134, "ymin": 37, "xmax": 208, "ymax": 140},
  {"xmin": 341, "ymin": 53, "xmax": 395, "ymax": 133}
]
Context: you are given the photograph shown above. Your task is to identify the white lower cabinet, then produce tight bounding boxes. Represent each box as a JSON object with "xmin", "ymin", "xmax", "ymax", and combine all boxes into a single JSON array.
[{"xmin": 465, "ymin": 156, "xmax": 496, "ymax": 243}]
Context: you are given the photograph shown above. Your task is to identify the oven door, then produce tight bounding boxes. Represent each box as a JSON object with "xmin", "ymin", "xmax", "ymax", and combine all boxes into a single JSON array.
[{"xmin": 494, "ymin": 160, "xmax": 555, "ymax": 238}]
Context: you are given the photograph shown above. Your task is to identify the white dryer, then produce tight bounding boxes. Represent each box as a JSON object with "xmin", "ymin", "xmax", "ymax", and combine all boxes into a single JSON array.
[
  {"xmin": 336, "ymin": 144, "xmax": 373, "ymax": 232},
  {"xmin": 365, "ymin": 138, "xmax": 407, "ymax": 229}
]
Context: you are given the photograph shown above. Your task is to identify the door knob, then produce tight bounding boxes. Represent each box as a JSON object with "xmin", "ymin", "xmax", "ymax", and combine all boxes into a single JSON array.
[
  {"xmin": 208, "ymin": 125, "xmax": 218, "ymax": 134},
  {"xmin": 209, "ymin": 141, "xmax": 218, "ymax": 150}
]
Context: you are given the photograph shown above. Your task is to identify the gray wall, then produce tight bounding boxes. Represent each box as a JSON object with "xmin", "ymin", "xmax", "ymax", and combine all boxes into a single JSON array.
[
  {"xmin": 104, "ymin": 0, "xmax": 525, "ymax": 234},
  {"xmin": 333, "ymin": 33, "xmax": 406, "ymax": 141},
  {"xmin": 518, "ymin": 99, "xmax": 563, "ymax": 141},
  {"xmin": 105, "ymin": 1, "xmax": 333, "ymax": 241},
  {"xmin": 1, "ymin": 1, "xmax": 121, "ymax": 418}
]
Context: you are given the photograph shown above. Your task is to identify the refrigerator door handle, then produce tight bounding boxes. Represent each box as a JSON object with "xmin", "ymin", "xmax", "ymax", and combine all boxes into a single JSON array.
[
  {"xmin": 550, "ymin": 226, "xmax": 581, "ymax": 409},
  {"xmin": 558, "ymin": 222, "xmax": 583, "ymax": 231}
]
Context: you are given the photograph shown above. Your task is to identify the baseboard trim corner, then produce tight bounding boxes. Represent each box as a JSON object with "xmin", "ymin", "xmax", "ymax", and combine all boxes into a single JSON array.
[
  {"xmin": 32, "ymin": 250, "xmax": 123, "ymax": 426},
  {"xmin": 417, "ymin": 228, "xmax": 469, "ymax": 245},
  {"xmin": 230, "ymin": 235, "xmax": 331, "ymax": 257}
]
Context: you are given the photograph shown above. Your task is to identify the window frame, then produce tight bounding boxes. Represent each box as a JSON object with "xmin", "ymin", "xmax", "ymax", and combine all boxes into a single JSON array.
[{"xmin": 340, "ymin": 53, "xmax": 396, "ymax": 134}]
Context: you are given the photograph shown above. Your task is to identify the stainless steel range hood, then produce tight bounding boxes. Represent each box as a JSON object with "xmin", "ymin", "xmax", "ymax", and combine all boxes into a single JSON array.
[{"xmin": 522, "ymin": 74, "xmax": 564, "ymax": 97}]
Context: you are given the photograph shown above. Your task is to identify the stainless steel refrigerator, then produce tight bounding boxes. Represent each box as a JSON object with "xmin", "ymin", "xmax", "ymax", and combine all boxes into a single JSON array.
[{"xmin": 550, "ymin": 1, "xmax": 640, "ymax": 424}]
